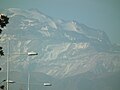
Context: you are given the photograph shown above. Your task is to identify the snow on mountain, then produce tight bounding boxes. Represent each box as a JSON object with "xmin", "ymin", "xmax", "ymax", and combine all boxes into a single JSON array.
[{"xmin": 0, "ymin": 8, "xmax": 120, "ymax": 78}]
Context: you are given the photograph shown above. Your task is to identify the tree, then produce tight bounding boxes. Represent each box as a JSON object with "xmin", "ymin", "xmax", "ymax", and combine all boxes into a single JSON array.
[
  {"xmin": 0, "ymin": 14, "xmax": 9, "ymax": 56},
  {"xmin": 0, "ymin": 85, "xmax": 4, "ymax": 90},
  {"xmin": 0, "ymin": 47, "xmax": 4, "ymax": 56},
  {"xmin": 0, "ymin": 14, "xmax": 9, "ymax": 29}
]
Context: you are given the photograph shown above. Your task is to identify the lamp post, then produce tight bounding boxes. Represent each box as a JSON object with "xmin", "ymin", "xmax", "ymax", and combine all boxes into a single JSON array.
[
  {"xmin": 43, "ymin": 83, "xmax": 52, "ymax": 86},
  {"xmin": 27, "ymin": 52, "xmax": 38, "ymax": 90},
  {"xmin": 1, "ymin": 80, "xmax": 15, "ymax": 84},
  {"xmin": 6, "ymin": 40, "xmax": 10, "ymax": 90}
]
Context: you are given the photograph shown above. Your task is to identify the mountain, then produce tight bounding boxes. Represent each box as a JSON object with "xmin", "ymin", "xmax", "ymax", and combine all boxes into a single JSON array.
[{"xmin": 0, "ymin": 8, "xmax": 120, "ymax": 90}]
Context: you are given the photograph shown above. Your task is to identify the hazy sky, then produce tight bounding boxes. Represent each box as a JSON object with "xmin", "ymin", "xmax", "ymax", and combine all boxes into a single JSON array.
[{"xmin": 0, "ymin": 0, "xmax": 120, "ymax": 44}]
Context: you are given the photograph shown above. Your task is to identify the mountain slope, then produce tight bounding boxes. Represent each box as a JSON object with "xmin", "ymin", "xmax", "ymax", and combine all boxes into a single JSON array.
[{"xmin": 0, "ymin": 8, "xmax": 120, "ymax": 79}]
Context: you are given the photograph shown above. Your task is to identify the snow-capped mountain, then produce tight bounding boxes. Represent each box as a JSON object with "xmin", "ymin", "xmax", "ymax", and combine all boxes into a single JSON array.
[{"xmin": 0, "ymin": 8, "xmax": 120, "ymax": 79}]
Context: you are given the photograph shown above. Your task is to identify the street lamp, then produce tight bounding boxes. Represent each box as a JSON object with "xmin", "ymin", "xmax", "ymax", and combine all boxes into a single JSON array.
[
  {"xmin": 27, "ymin": 52, "xmax": 38, "ymax": 90},
  {"xmin": 1, "ymin": 80, "xmax": 15, "ymax": 84},
  {"xmin": 43, "ymin": 83, "xmax": 52, "ymax": 86},
  {"xmin": 5, "ymin": 80, "xmax": 15, "ymax": 84},
  {"xmin": 0, "ymin": 80, "xmax": 15, "ymax": 90},
  {"xmin": 27, "ymin": 52, "xmax": 38, "ymax": 56}
]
